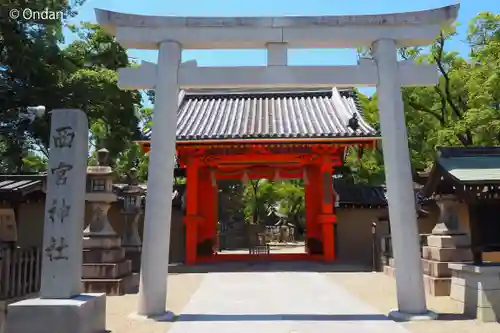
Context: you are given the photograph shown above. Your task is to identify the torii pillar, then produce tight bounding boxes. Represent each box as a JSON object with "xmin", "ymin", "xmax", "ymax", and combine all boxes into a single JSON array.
[{"xmin": 136, "ymin": 41, "xmax": 181, "ymax": 318}]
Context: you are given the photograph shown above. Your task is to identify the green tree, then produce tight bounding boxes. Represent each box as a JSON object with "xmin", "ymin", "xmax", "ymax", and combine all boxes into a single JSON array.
[
  {"xmin": 350, "ymin": 12, "xmax": 500, "ymax": 184},
  {"xmin": 275, "ymin": 181, "xmax": 305, "ymax": 230},
  {"xmin": 0, "ymin": 0, "xmax": 83, "ymax": 172},
  {"xmin": 1, "ymin": 1, "xmax": 143, "ymax": 174},
  {"xmin": 242, "ymin": 179, "xmax": 278, "ymax": 224}
]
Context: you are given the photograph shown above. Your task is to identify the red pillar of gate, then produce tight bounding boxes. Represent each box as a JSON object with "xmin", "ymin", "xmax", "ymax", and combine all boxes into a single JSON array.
[
  {"xmin": 184, "ymin": 158, "xmax": 201, "ymax": 265},
  {"xmin": 318, "ymin": 158, "xmax": 336, "ymax": 261},
  {"xmin": 304, "ymin": 165, "xmax": 321, "ymax": 242},
  {"xmin": 197, "ymin": 167, "xmax": 217, "ymax": 253}
]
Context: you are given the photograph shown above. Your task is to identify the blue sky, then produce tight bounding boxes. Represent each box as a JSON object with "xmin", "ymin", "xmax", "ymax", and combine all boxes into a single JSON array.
[{"xmin": 64, "ymin": 0, "xmax": 499, "ymax": 99}]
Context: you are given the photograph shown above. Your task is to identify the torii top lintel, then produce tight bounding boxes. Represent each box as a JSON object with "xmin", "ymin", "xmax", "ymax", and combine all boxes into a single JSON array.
[{"xmin": 95, "ymin": 4, "xmax": 459, "ymax": 50}]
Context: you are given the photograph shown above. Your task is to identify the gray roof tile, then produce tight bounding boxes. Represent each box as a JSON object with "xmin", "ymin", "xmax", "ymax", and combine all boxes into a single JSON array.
[
  {"xmin": 144, "ymin": 88, "xmax": 377, "ymax": 141},
  {"xmin": 0, "ymin": 176, "xmax": 44, "ymax": 194},
  {"xmin": 437, "ymin": 147, "xmax": 500, "ymax": 183}
]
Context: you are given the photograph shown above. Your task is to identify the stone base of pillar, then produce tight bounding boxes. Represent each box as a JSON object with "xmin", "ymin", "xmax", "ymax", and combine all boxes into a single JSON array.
[
  {"xmin": 124, "ymin": 246, "xmax": 142, "ymax": 273},
  {"xmin": 82, "ymin": 234, "xmax": 139, "ymax": 296},
  {"xmin": 128, "ymin": 311, "xmax": 176, "ymax": 322},
  {"xmin": 388, "ymin": 309, "xmax": 438, "ymax": 322},
  {"xmin": 421, "ymin": 234, "xmax": 472, "ymax": 297},
  {"xmin": 383, "ymin": 264, "xmax": 395, "ymax": 277},
  {"xmin": 6, "ymin": 293, "xmax": 106, "ymax": 333},
  {"xmin": 449, "ymin": 263, "xmax": 500, "ymax": 322}
]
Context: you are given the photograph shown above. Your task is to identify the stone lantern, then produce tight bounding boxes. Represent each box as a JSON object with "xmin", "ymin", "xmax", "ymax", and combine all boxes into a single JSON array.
[
  {"xmin": 84, "ymin": 148, "xmax": 117, "ymax": 237},
  {"xmin": 421, "ymin": 194, "xmax": 472, "ymax": 296},
  {"xmin": 81, "ymin": 148, "xmax": 138, "ymax": 295},
  {"xmin": 118, "ymin": 167, "xmax": 144, "ymax": 272}
]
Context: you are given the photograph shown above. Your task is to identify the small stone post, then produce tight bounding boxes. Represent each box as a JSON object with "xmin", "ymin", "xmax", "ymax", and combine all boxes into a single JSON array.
[{"xmin": 7, "ymin": 109, "xmax": 106, "ymax": 333}]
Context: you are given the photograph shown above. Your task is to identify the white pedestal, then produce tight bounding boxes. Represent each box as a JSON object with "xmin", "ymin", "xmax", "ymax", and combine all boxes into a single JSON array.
[
  {"xmin": 6, "ymin": 293, "xmax": 106, "ymax": 333},
  {"xmin": 449, "ymin": 263, "xmax": 500, "ymax": 322},
  {"xmin": 388, "ymin": 309, "xmax": 438, "ymax": 321}
]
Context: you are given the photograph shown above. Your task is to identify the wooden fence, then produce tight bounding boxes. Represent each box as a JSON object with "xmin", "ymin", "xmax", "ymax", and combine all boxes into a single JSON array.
[{"xmin": 0, "ymin": 246, "xmax": 42, "ymax": 300}]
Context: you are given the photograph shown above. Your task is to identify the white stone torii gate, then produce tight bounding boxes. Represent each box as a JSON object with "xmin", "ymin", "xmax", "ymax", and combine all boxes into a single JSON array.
[{"xmin": 96, "ymin": 4, "xmax": 459, "ymax": 320}]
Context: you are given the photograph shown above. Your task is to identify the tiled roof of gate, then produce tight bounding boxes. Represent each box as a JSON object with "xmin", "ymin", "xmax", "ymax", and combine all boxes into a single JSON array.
[{"xmin": 143, "ymin": 88, "xmax": 378, "ymax": 141}]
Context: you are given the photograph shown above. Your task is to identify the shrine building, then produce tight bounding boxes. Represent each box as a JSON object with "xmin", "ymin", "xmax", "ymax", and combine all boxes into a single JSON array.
[{"xmin": 136, "ymin": 87, "xmax": 379, "ymax": 265}]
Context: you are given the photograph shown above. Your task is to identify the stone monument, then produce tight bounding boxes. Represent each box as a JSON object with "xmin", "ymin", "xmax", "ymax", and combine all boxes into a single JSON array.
[
  {"xmin": 81, "ymin": 148, "xmax": 139, "ymax": 295},
  {"xmin": 7, "ymin": 109, "xmax": 106, "ymax": 333},
  {"xmin": 421, "ymin": 194, "xmax": 472, "ymax": 296}
]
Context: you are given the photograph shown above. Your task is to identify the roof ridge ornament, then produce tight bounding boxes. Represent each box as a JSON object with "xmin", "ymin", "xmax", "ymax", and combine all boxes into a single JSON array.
[{"xmin": 348, "ymin": 112, "xmax": 360, "ymax": 131}]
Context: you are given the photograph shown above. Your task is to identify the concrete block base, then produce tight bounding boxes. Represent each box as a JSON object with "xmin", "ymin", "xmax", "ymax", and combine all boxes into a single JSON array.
[
  {"xmin": 423, "ymin": 274, "xmax": 451, "ymax": 296},
  {"xmin": 82, "ymin": 272, "xmax": 139, "ymax": 295},
  {"xmin": 83, "ymin": 236, "xmax": 121, "ymax": 249},
  {"xmin": 422, "ymin": 246, "xmax": 472, "ymax": 262},
  {"xmin": 427, "ymin": 234, "xmax": 470, "ymax": 248},
  {"xmin": 449, "ymin": 263, "xmax": 500, "ymax": 322},
  {"xmin": 82, "ymin": 260, "xmax": 132, "ymax": 279},
  {"xmin": 388, "ymin": 309, "xmax": 438, "ymax": 322},
  {"xmin": 383, "ymin": 265, "xmax": 395, "ymax": 277},
  {"xmin": 421, "ymin": 259, "xmax": 452, "ymax": 277},
  {"xmin": 6, "ymin": 293, "xmax": 106, "ymax": 333},
  {"xmin": 83, "ymin": 247, "xmax": 125, "ymax": 263}
]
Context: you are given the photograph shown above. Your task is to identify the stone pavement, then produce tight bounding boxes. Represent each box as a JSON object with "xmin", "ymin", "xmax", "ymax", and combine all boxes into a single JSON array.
[{"xmin": 169, "ymin": 271, "xmax": 411, "ymax": 333}]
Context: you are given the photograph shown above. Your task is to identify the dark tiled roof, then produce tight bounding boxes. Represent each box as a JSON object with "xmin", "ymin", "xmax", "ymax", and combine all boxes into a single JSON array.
[
  {"xmin": 334, "ymin": 180, "xmax": 387, "ymax": 207},
  {"xmin": 144, "ymin": 88, "xmax": 377, "ymax": 141},
  {"xmin": 0, "ymin": 175, "xmax": 45, "ymax": 196}
]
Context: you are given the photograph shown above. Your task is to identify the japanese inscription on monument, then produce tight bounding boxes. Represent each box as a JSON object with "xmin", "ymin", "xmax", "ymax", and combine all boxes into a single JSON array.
[
  {"xmin": 47, "ymin": 199, "xmax": 71, "ymax": 223},
  {"xmin": 44, "ymin": 237, "xmax": 69, "ymax": 261},
  {"xmin": 51, "ymin": 162, "xmax": 73, "ymax": 186},
  {"xmin": 53, "ymin": 126, "xmax": 75, "ymax": 148},
  {"xmin": 40, "ymin": 109, "xmax": 89, "ymax": 299}
]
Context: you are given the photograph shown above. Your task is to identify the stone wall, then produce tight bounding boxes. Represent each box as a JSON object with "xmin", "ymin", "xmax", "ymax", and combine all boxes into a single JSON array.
[
  {"xmin": 14, "ymin": 202, "xmax": 45, "ymax": 248},
  {"xmin": 335, "ymin": 207, "xmax": 386, "ymax": 266},
  {"xmin": 11, "ymin": 200, "xmax": 187, "ymax": 264}
]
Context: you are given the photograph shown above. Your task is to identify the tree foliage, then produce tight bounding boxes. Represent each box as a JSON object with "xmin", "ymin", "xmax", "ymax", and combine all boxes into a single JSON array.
[
  {"xmin": 241, "ymin": 179, "xmax": 305, "ymax": 233},
  {"xmin": 1, "ymin": 1, "xmax": 144, "ymax": 177},
  {"xmin": 348, "ymin": 11, "xmax": 500, "ymax": 184}
]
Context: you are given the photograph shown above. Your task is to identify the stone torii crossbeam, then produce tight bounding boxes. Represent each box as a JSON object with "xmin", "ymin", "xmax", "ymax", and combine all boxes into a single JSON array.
[{"xmin": 95, "ymin": 3, "xmax": 460, "ymax": 321}]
